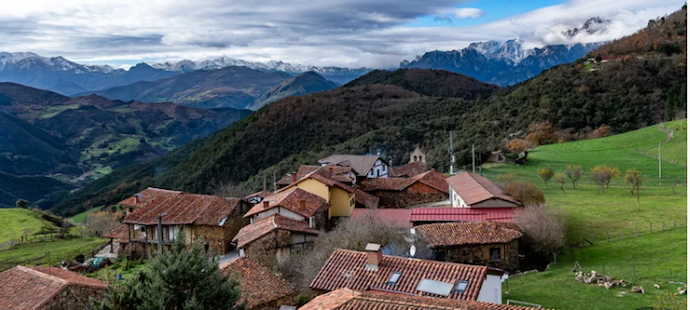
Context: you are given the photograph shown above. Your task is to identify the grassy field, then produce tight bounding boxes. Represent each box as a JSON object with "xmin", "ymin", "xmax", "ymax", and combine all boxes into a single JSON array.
[
  {"xmin": 0, "ymin": 208, "xmax": 107, "ymax": 271},
  {"xmin": 0, "ymin": 208, "xmax": 59, "ymax": 244},
  {"xmin": 482, "ymin": 120, "xmax": 688, "ymax": 309},
  {"xmin": 504, "ymin": 227, "xmax": 687, "ymax": 310},
  {"xmin": 70, "ymin": 206, "xmax": 103, "ymax": 223}
]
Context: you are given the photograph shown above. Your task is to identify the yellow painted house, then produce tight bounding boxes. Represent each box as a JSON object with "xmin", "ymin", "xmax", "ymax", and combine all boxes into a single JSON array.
[{"xmin": 282, "ymin": 170, "xmax": 355, "ymax": 218}]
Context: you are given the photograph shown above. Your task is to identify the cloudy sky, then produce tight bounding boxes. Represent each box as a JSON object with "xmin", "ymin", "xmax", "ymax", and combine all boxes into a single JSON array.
[{"xmin": 0, "ymin": 0, "xmax": 683, "ymax": 69}]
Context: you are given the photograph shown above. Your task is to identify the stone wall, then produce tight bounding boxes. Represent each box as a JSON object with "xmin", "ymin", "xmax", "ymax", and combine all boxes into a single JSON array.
[
  {"xmin": 39, "ymin": 285, "xmax": 105, "ymax": 310},
  {"xmin": 244, "ymin": 230, "xmax": 292, "ymax": 270},
  {"xmin": 436, "ymin": 240, "xmax": 520, "ymax": 271}
]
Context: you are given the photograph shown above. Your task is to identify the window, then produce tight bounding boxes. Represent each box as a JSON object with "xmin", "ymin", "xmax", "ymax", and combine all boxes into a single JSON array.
[
  {"xmin": 454, "ymin": 280, "xmax": 469, "ymax": 294},
  {"xmin": 387, "ymin": 272, "xmax": 402, "ymax": 285},
  {"xmin": 490, "ymin": 248, "xmax": 501, "ymax": 261}
]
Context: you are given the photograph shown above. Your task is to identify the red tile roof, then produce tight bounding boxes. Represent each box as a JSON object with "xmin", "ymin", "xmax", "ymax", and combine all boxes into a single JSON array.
[
  {"xmin": 318, "ymin": 155, "xmax": 386, "ymax": 176},
  {"xmin": 122, "ymin": 188, "xmax": 243, "ymax": 226},
  {"xmin": 360, "ymin": 170, "xmax": 448, "ymax": 194},
  {"xmin": 390, "ymin": 162, "xmax": 427, "ymax": 178},
  {"xmin": 0, "ymin": 266, "xmax": 107, "ymax": 310},
  {"xmin": 416, "ymin": 222, "xmax": 522, "ymax": 248},
  {"xmin": 354, "ymin": 189, "xmax": 380, "ymax": 208},
  {"xmin": 278, "ymin": 165, "xmax": 355, "ymax": 186},
  {"xmin": 245, "ymin": 187, "xmax": 329, "ymax": 218},
  {"xmin": 103, "ymin": 224, "xmax": 129, "ymax": 243},
  {"xmin": 301, "ymin": 288, "xmax": 544, "ymax": 310},
  {"xmin": 410, "ymin": 207, "xmax": 517, "ymax": 223},
  {"xmin": 350, "ymin": 209, "xmax": 412, "ymax": 228},
  {"xmin": 310, "ymin": 249, "xmax": 499, "ymax": 301},
  {"xmin": 446, "ymin": 173, "xmax": 521, "ymax": 206},
  {"xmin": 280, "ymin": 167, "xmax": 355, "ymax": 194},
  {"xmin": 232, "ymin": 214, "xmax": 320, "ymax": 248},
  {"xmin": 221, "ymin": 257, "xmax": 295, "ymax": 308}
]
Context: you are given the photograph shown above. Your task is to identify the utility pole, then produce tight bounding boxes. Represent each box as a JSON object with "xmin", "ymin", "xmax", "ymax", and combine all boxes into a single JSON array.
[
  {"xmin": 157, "ymin": 213, "xmax": 167, "ymax": 255},
  {"xmin": 273, "ymin": 170, "xmax": 277, "ymax": 194},
  {"xmin": 448, "ymin": 131, "xmax": 455, "ymax": 175},
  {"xmin": 263, "ymin": 173, "xmax": 267, "ymax": 193},
  {"xmin": 658, "ymin": 141, "xmax": 662, "ymax": 180},
  {"xmin": 472, "ymin": 144, "xmax": 476, "ymax": 174}
]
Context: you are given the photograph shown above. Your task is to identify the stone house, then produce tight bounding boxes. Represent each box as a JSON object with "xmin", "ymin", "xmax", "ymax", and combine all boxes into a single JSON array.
[
  {"xmin": 233, "ymin": 214, "xmax": 320, "ymax": 269},
  {"xmin": 310, "ymin": 244, "xmax": 506, "ymax": 304},
  {"xmin": 280, "ymin": 167, "xmax": 356, "ymax": 220},
  {"xmin": 415, "ymin": 221, "xmax": 522, "ymax": 271},
  {"xmin": 318, "ymin": 154, "xmax": 390, "ymax": 179},
  {"xmin": 390, "ymin": 161, "xmax": 426, "ymax": 178},
  {"xmin": 0, "ymin": 265, "xmax": 107, "ymax": 310},
  {"xmin": 121, "ymin": 188, "xmax": 250, "ymax": 258},
  {"xmin": 221, "ymin": 257, "xmax": 295, "ymax": 309},
  {"xmin": 446, "ymin": 172, "xmax": 522, "ymax": 208},
  {"xmin": 244, "ymin": 187, "xmax": 330, "ymax": 231},
  {"xmin": 359, "ymin": 169, "xmax": 448, "ymax": 208}
]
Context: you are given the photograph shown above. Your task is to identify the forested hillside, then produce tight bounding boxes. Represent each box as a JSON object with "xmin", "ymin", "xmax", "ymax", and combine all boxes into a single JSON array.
[{"xmin": 47, "ymin": 7, "xmax": 687, "ymax": 216}]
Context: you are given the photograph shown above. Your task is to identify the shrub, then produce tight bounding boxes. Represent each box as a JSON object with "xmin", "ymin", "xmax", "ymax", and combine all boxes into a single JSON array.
[
  {"xmin": 590, "ymin": 165, "xmax": 621, "ymax": 193},
  {"xmin": 526, "ymin": 121, "xmax": 556, "ymax": 146},
  {"xmin": 624, "ymin": 168, "xmax": 644, "ymax": 211},
  {"xmin": 515, "ymin": 204, "xmax": 566, "ymax": 262},
  {"xmin": 503, "ymin": 181, "xmax": 545, "ymax": 206},
  {"xmin": 506, "ymin": 138, "xmax": 531, "ymax": 154},
  {"xmin": 565, "ymin": 165, "xmax": 583, "ymax": 189},
  {"xmin": 554, "ymin": 172, "xmax": 567, "ymax": 193},
  {"xmin": 536, "ymin": 167, "xmax": 555, "ymax": 188}
]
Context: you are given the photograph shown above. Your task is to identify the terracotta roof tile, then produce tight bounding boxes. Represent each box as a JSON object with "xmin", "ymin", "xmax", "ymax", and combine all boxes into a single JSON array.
[
  {"xmin": 318, "ymin": 155, "xmax": 386, "ymax": 176},
  {"xmin": 390, "ymin": 162, "xmax": 427, "ymax": 178},
  {"xmin": 360, "ymin": 170, "xmax": 448, "ymax": 194},
  {"xmin": 232, "ymin": 214, "xmax": 320, "ymax": 248},
  {"xmin": 245, "ymin": 190, "xmax": 273, "ymax": 200},
  {"xmin": 410, "ymin": 207, "xmax": 517, "ymax": 223},
  {"xmin": 446, "ymin": 173, "xmax": 521, "ymax": 206},
  {"xmin": 0, "ymin": 266, "xmax": 107, "ymax": 310},
  {"xmin": 122, "ymin": 188, "xmax": 243, "ymax": 226},
  {"xmin": 300, "ymin": 288, "xmax": 543, "ymax": 310},
  {"xmin": 354, "ymin": 189, "xmax": 379, "ymax": 208},
  {"xmin": 244, "ymin": 187, "xmax": 329, "ymax": 218},
  {"xmin": 416, "ymin": 222, "xmax": 522, "ymax": 248},
  {"xmin": 279, "ymin": 168, "xmax": 355, "ymax": 194},
  {"xmin": 103, "ymin": 224, "xmax": 129, "ymax": 243},
  {"xmin": 221, "ymin": 258, "xmax": 295, "ymax": 308},
  {"xmin": 310, "ymin": 249, "xmax": 496, "ymax": 301}
]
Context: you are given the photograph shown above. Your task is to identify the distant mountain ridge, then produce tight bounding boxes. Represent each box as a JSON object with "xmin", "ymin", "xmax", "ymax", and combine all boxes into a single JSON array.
[
  {"xmin": 85, "ymin": 68, "xmax": 340, "ymax": 111},
  {"xmin": 0, "ymin": 52, "xmax": 177, "ymax": 95},
  {"xmin": 400, "ymin": 40, "xmax": 605, "ymax": 86}
]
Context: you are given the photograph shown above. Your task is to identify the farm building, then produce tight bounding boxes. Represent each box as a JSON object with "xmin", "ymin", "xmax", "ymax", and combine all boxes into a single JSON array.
[
  {"xmin": 319, "ymin": 154, "xmax": 390, "ymax": 179},
  {"xmin": 0, "ymin": 265, "xmax": 107, "ymax": 310},
  {"xmin": 359, "ymin": 169, "xmax": 448, "ymax": 208},
  {"xmin": 446, "ymin": 172, "xmax": 522, "ymax": 208},
  {"xmin": 121, "ymin": 188, "xmax": 250, "ymax": 258},
  {"xmin": 221, "ymin": 257, "xmax": 295, "ymax": 309},
  {"xmin": 310, "ymin": 243, "xmax": 506, "ymax": 304},
  {"xmin": 416, "ymin": 221, "xmax": 522, "ymax": 271},
  {"xmin": 232, "ymin": 214, "xmax": 320, "ymax": 269}
]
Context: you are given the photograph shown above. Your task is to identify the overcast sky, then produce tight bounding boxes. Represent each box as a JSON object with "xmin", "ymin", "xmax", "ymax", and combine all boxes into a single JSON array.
[{"xmin": 0, "ymin": 0, "xmax": 682, "ymax": 69}]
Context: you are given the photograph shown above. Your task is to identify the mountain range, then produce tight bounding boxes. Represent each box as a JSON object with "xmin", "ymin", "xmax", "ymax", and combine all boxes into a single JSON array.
[
  {"xmin": 82, "ymin": 68, "xmax": 340, "ymax": 110},
  {"xmin": 400, "ymin": 40, "xmax": 605, "ymax": 86},
  {"xmin": 0, "ymin": 83, "xmax": 251, "ymax": 207},
  {"xmin": 44, "ymin": 7, "xmax": 687, "ymax": 216}
]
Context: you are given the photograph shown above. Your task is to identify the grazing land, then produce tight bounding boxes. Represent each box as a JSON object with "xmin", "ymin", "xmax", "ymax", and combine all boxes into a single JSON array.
[{"xmin": 481, "ymin": 120, "xmax": 687, "ymax": 309}]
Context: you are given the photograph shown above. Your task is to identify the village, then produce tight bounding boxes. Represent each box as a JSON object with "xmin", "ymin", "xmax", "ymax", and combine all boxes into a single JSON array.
[{"xmin": 0, "ymin": 148, "xmax": 552, "ymax": 310}]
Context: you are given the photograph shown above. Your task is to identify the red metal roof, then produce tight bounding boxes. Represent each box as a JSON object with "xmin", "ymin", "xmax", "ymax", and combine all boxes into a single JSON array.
[{"xmin": 410, "ymin": 207, "xmax": 517, "ymax": 223}]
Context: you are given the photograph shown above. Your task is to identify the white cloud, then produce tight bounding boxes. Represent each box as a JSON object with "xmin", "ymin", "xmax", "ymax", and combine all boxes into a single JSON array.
[
  {"xmin": 454, "ymin": 8, "xmax": 485, "ymax": 19},
  {"xmin": 0, "ymin": 0, "xmax": 683, "ymax": 68}
]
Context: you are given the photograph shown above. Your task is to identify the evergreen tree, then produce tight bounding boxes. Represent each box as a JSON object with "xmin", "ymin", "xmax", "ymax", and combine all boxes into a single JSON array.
[{"xmin": 96, "ymin": 231, "xmax": 244, "ymax": 310}]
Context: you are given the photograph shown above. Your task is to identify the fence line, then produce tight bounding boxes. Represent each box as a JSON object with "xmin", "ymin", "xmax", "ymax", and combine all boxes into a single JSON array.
[{"xmin": 579, "ymin": 217, "xmax": 687, "ymax": 245}]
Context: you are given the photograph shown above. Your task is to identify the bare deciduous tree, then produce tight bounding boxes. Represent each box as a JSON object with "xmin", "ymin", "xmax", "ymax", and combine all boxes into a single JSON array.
[
  {"xmin": 515, "ymin": 204, "xmax": 566, "ymax": 263},
  {"xmin": 503, "ymin": 180, "xmax": 545, "ymax": 206},
  {"xmin": 554, "ymin": 172, "xmax": 567, "ymax": 193},
  {"xmin": 565, "ymin": 165, "xmax": 583, "ymax": 189},
  {"xmin": 590, "ymin": 165, "xmax": 621, "ymax": 193},
  {"xmin": 624, "ymin": 168, "xmax": 644, "ymax": 211},
  {"xmin": 83, "ymin": 211, "xmax": 121, "ymax": 238}
]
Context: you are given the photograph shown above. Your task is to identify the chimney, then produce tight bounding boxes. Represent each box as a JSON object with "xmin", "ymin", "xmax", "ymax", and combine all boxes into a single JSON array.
[
  {"xmin": 291, "ymin": 172, "xmax": 297, "ymax": 183},
  {"xmin": 328, "ymin": 166, "xmax": 334, "ymax": 174},
  {"xmin": 365, "ymin": 243, "xmax": 382, "ymax": 270},
  {"xmin": 133, "ymin": 194, "xmax": 139, "ymax": 204},
  {"xmin": 263, "ymin": 200, "xmax": 270, "ymax": 209}
]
